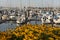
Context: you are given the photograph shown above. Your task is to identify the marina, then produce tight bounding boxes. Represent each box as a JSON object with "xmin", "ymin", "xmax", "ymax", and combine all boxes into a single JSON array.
[
  {"xmin": 0, "ymin": 0, "xmax": 60, "ymax": 40},
  {"xmin": 0, "ymin": 7, "xmax": 60, "ymax": 31},
  {"xmin": 0, "ymin": 7, "xmax": 60, "ymax": 24}
]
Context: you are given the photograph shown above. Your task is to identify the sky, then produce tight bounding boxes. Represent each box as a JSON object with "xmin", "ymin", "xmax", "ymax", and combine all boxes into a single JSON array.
[{"xmin": 0, "ymin": 0, "xmax": 60, "ymax": 8}]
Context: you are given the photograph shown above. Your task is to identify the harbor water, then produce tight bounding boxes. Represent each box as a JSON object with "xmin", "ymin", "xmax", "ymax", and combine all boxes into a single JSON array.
[{"xmin": 0, "ymin": 21, "xmax": 42, "ymax": 31}]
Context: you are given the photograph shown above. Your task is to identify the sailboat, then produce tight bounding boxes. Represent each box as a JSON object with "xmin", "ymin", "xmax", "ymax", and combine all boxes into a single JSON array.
[{"xmin": 53, "ymin": 12, "xmax": 60, "ymax": 24}]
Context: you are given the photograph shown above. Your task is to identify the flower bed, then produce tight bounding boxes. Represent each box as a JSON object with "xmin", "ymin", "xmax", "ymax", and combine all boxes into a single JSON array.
[{"xmin": 0, "ymin": 24, "xmax": 60, "ymax": 40}]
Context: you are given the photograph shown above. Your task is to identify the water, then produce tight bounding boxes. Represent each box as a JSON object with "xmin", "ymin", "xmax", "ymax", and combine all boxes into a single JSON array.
[
  {"xmin": 0, "ymin": 21, "xmax": 17, "ymax": 31},
  {"xmin": 0, "ymin": 21, "xmax": 42, "ymax": 31},
  {"xmin": 30, "ymin": 21, "xmax": 42, "ymax": 24}
]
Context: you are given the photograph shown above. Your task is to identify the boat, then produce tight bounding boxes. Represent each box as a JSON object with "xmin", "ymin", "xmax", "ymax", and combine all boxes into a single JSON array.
[
  {"xmin": 2, "ymin": 15, "xmax": 8, "ymax": 20},
  {"xmin": 16, "ymin": 17, "xmax": 21, "ymax": 24},
  {"xmin": 53, "ymin": 12, "xmax": 60, "ymax": 24}
]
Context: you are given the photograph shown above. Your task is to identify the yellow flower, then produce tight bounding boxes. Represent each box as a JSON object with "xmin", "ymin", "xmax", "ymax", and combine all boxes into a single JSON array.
[
  {"xmin": 28, "ymin": 38, "xmax": 33, "ymax": 40},
  {"xmin": 23, "ymin": 38, "xmax": 27, "ymax": 40},
  {"xmin": 25, "ymin": 29, "xmax": 29, "ymax": 33},
  {"xmin": 49, "ymin": 37, "xmax": 54, "ymax": 40},
  {"xmin": 55, "ymin": 39, "xmax": 59, "ymax": 40},
  {"xmin": 29, "ymin": 31, "xmax": 33, "ymax": 34},
  {"xmin": 21, "ymin": 32, "xmax": 26, "ymax": 35},
  {"xmin": 23, "ymin": 38, "xmax": 28, "ymax": 40},
  {"xmin": 34, "ymin": 36, "xmax": 38, "ymax": 39},
  {"xmin": 25, "ymin": 35, "xmax": 28, "ymax": 38},
  {"xmin": 13, "ymin": 32, "xmax": 20, "ymax": 37}
]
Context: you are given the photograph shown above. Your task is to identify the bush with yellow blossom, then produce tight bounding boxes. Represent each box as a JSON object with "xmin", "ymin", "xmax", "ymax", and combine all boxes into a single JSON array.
[{"xmin": 0, "ymin": 24, "xmax": 60, "ymax": 40}]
